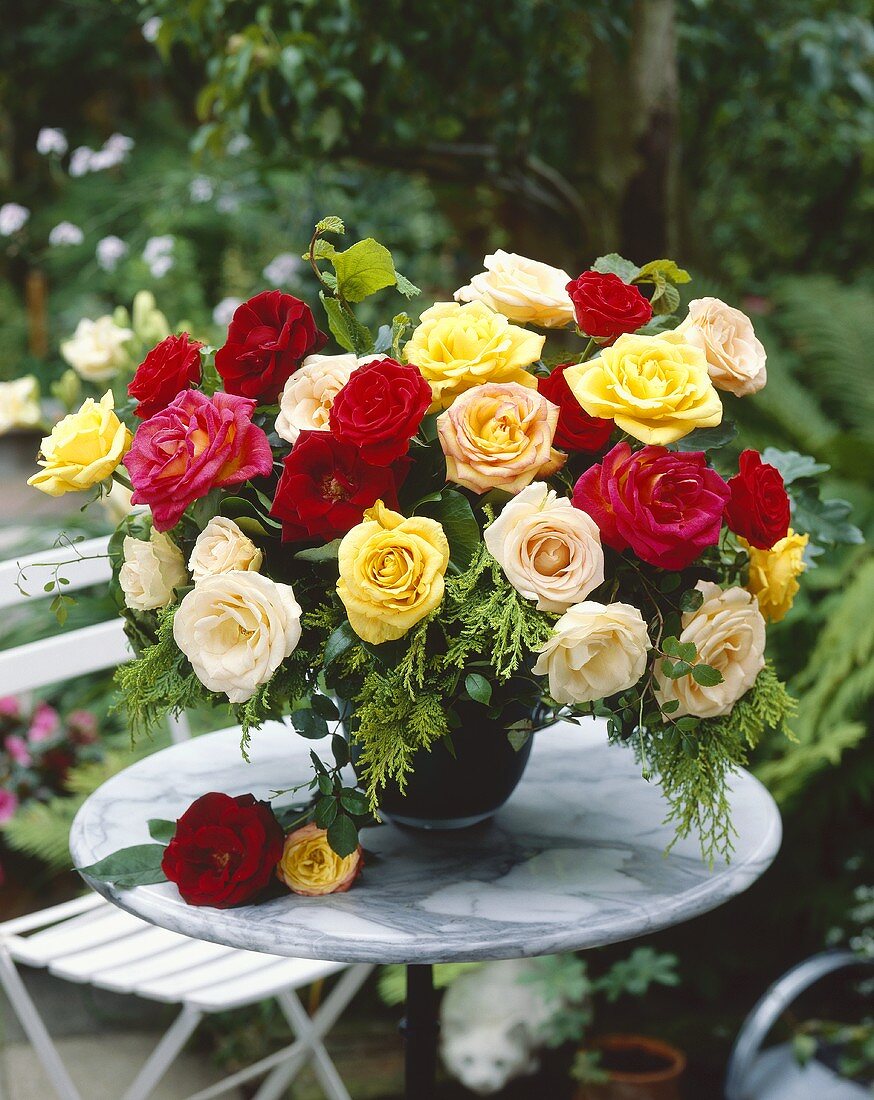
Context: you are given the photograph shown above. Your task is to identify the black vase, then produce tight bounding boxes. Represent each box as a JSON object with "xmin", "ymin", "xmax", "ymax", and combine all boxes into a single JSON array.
[{"xmin": 343, "ymin": 700, "xmax": 551, "ymax": 830}]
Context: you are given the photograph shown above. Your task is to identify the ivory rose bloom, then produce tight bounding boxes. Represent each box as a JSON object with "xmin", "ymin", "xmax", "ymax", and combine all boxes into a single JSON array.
[
  {"xmin": 485, "ymin": 484, "xmax": 605, "ymax": 612},
  {"xmin": 676, "ymin": 297, "xmax": 767, "ymax": 397},
  {"xmin": 337, "ymin": 501, "xmax": 450, "ymax": 644},
  {"xmin": 454, "ymin": 250, "xmax": 575, "ymax": 329},
  {"xmin": 61, "ymin": 316, "xmax": 133, "ymax": 382},
  {"xmin": 532, "ymin": 601, "xmax": 650, "ymax": 705},
  {"xmin": 275, "ymin": 353, "xmax": 373, "ymax": 445},
  {"xmin": 276, "ymin": 823, "xmax": 362, "ymax": 896},
  {"xmin": 119, "ymin": 530, "xmax": 187, "ymax": 611},
  {"xmin": 188, "ymin": 516, "xmax": 263, "ymax": 582},
  {"xmin": 563, "ymin": 332, "xmax": 723, "ymax": 445},
  {"xmin": 655, "ymin": 582, "xmax": 766, "ymax": 718},
  {"xmin": 403, "ymin": 301, "xmax": 544, "ymax": 411},
  {"xmin": 0, "ymin": 376, "xmax": 40, "ymax": 435},
  {"xmin": 437, "ymin": 382, "xmax": 561, "ymax": 495},
  {"xmin": 173, "ymin": 572, "xmax": 302, "ymax": 703},
  {"xmin": 742, "ymin": 529, "xmax": 808, "ymax": 623},
  {"xmin": 28, "ymin": 391, "xmax": 131, "ymax": 496}
]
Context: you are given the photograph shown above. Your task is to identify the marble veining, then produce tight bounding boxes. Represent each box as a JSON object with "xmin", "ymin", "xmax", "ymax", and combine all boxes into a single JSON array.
[{"xmin": 69, "ymin": 718, "xmax": 781, "ymax": 964}]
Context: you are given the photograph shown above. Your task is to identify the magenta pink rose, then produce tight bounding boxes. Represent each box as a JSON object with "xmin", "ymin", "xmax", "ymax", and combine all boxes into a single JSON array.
[
  {"xmin": 5, "ymin": 736, "xmax": 31, "ymax": 767},
  {"xmin": 573, "ymin": 442, "xmax": 730, "ymax": 571},
  {"xmin": 0, "ymin": 790, "xmax": 18, "ymax": 825},
  {"xmin": 125, "ymin": 390, "xmax": 274, "ymax": 531},
  {"xmin": 0, "ymin": 697, "xmax": 20, "ymax": 718},
  {"xmin": 27, "ymin": 703, "xmax": 59, "ymax": 743}
]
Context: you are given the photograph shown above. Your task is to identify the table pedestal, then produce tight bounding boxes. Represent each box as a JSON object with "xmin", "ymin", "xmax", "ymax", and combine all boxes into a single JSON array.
[{"xmin": 402, "ymin": 964, "xmax": 439, "ymax": 1100}]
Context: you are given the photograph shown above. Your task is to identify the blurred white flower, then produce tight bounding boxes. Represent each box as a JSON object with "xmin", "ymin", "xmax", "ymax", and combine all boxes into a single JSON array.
[
  {"xmin": 69, "ymin": 146, "xmax": 95, "ymax": 177},
  {"xmin": 36, "ymin": 128, "xmax": 68, "ymax": 157},
  {"xmin": 104, "ymin": 133, "xmax": 135, "ymax": 157},
  {"xmin": 189, "ymin": 176, "xmax": 214, "ymax": 203},
  {"xmin": 226, "ymin": 134, "xmax": 251, "ymax": 156},
  {"xmin": 48, "ymin": 221, "xmax": 85, "ymax": 247},
  {"xmin": 0, "ymin": 376, "xmax": 41, "ymax": 435},
  {"xmin": 142, "ymin": 16, "xmax": 162, "ymax": 42},
  {"xmin": 87, "ymin": 148, "xmax": 122, "ymax": 171},
  {"xmin": 61, "ymin": 316, "xmax": 134, "ymax": 381},
  {"xmin": 216, "ymin": 193, "xmax": 241, "ymax": 214},
  {"xmin": 143, "ymin": 235, "xmax": 175, "ymax": 278},
  {"xmin": 263, "ymin": 252, "xmax": 302, "ymax": 286},
  {"xmin": 0, "ymin": 203, "xmax": 29, "ymax": 236},
  {"xmin": 212, "ymin": 297, "xmax": 242, "ymax": 328},
  {"xmin": 96, "ymin": 235, "xmax": 129, "ymax": 272}
]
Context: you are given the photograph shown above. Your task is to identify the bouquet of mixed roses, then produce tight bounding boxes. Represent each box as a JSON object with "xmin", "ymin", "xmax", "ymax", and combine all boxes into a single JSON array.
[{"xmin": 29, "ymin": 216, "xmax": 859, "ymax": 895}]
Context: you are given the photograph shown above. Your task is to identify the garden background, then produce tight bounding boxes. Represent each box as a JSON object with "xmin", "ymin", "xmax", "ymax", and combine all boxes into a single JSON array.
[{"xmin": 1, "ymin": 0, "xmax": 872, "ymax": 1096}]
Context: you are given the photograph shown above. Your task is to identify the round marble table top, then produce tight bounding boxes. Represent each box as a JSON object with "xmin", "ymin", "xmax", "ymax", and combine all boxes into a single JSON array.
[{"xmin": 70, "ymin": 719, "xmax": 781, "ymax": 964}]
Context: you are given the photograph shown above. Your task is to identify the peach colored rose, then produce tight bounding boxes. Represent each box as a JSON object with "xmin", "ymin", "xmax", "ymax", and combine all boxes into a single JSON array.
[
  {"xmin": 676, "ymin": 297, "xmax": 767, "ymax": 397},
  {"xmin": 276, "ymin": 822, "xmax": 362, "ymax": 896},
  {"xmin": 275, "ymin": 352, "xmax": 377, "ymax": 445},
  {"xmin": 454, "ymin": 250, "xmax": 575, "ymax": 328},
  {"xmin": 437, "ymin": 382, "xmax": 560, "ymax": 495}
]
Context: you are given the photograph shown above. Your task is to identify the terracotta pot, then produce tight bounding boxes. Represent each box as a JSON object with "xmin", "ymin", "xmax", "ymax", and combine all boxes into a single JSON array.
[{"xmin": 575, "ymin": 1034, "xmax": 687, "ymax": 1100}]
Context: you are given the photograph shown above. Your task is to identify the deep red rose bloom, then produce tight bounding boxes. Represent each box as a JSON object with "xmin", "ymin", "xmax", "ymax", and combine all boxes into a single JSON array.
[
  {"xmin": 161, "ymin": 793, "xmax": 284, "ymax": 908},
  {"xmin": 215, "ymin": 290, "xmax": 328, "ymax": 402},
  {"xmin": 573, "ymin": 442, "xmax": 730, "ymax": 570},
  {"xmin": 125, "ymin": 390, "xmax": 273, "ymax": 531},
  {"xmin": 724, "ymin": 449, "xmax": 791, "ymax": 550},
  {"xmin": 537, "ymin": 363, "xmax": 614, "ymax": 453},
  {"xmin": 128, "ymin": 333, "xmax": 204, "ymax": 419},
  {"xmin": 566, "ymin": 271, "xmax": 652, "ymax": 339},
  {"xmin": 270, "ymin": 431, "xmax": 403, "ymax": 542},
  {"xmin": 329, "ymin": 358, "xmax": 432, "ymax": 466}
]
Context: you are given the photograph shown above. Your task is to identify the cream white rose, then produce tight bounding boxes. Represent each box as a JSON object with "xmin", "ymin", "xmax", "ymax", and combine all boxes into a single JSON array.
[
  {"xmin": 0, "ymin": 376, "xmax": 40, "ymax": 435},
  {"xmin": 532, "ymin": 601, "xmax": 650, "ymax": 704},
  {"xmin": 173, "ymin": 572, "xmax": 302, "ymax": 703},
  {"xmin": 485, "ymin": 484, "xmax": 604, "ymax": 612},
  {"xmin": 454, "ymin": 250, "xmax": 575, "ymax": 329},
  {"xmin": 676, "ymin": 297, "xmax": 766, "ymax": 397},
  {"xmin": 655, "ymin": 581, "xmax": 766, "ymax": 718},
  {"xmin": 275, "ymin": 353, "xmax": 378, "ymax": 445},
  {"xmin": 119, "ymin": 530, "xmax": 187, "ymax": 611},
  {"xmin": 188, "ymin": 517, "xmax": 263, "ymax": 582},
  {"xmin": 61, "ymin": 316, "xmax": 133, "ymax": 382}
]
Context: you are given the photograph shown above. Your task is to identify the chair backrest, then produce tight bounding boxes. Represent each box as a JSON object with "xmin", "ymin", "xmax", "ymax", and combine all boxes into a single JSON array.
[{"xmin": 0, "ymin": 534, "xmax": 190, "ymax": 741}]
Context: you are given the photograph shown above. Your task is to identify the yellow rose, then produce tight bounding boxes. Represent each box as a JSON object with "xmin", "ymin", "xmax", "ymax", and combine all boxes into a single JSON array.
[
  {"xmin": 337, "ymin": 501, "xmax": 450, "ymax": 644},
  {"xmin": 562, "ymin": 332, "xmax": 723, "ymax": 445},
  {"xmin": 27, "ymin": 391, "xmax": 131, "ymax": 497},
  {"xmin": 437, "ymin": 382, "xmax": 561, "ymax": 495},
  {"xmin": 276, "ymin": 823, "xmax": 362, "ymax": 896},
  {"xmin": 403, "ymin": 300, "xmax": 544, "ymax": 412},
  {"xmin": 742, "ymin": 529, "xmax": 808, "ymax": 623}
]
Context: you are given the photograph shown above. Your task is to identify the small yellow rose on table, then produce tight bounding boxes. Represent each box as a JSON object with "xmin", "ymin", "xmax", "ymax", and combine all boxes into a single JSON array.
[
  {"xmin": 27, "ymin": 391, "xmax": 131, "ymax": 496},
  {"xmin": 276, "ymin": 822, "xmax": 362, "ymax": 896},
  {"xmin": 742, "ymin": 529, "xmax": 809, "ymax": 623},
  {"xmin": 337, "ymin": 501, "xmax": 450, "ymax": 644},
  {"xmin": 563, "ymin": 331, "xmax": 723, "ymax": 445}
]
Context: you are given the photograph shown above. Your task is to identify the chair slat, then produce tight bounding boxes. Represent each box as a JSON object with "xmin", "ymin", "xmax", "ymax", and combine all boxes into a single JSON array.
[
  {"xmin": 48, "ymin": 925, "xmax": 189, "ymax": 982},
  {"xmin": 0, "ymin": 619, "xmax": 130, "ymax": 694},
  {"xmin": 93, "ymin": 939, "xmax": 236, "ymax": 994},
  {"xmin": 0, "ymin": 536, "xmax": 112, "ymax": 608},
  {"xmin": 186, "ymin": 958, "xmax": 347, "ymax": 1013},
  {"xmin": 10, "ymin": 907, "xmax": 145, "ymax": 967},
  {"xmin": 132, "ymin": 949, "xmax": 282, "ymax": 1003}
]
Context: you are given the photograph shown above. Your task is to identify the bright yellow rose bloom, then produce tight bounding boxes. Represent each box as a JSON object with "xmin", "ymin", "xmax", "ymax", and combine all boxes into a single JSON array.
[
  {"xmin": 403, "ymin": 300, "xmax": 544, "ymax": 412},
  {"xmin": 562, "ymin": 332, "xmax": 723, "ymax": 445},
  {"xmin": 276, "ymin": 823, "xmax": 362, "ymax": 896},
  {"xmin": 27, "ymin": 391, "xmax": 132, "ymax": 497},
  {"xmin": 337, "ymin": 501, "xmax": 450, "ymax": 644},
  {"xmin": 742, "ymin": 529, "xmax": 808, "ymax": 622}
]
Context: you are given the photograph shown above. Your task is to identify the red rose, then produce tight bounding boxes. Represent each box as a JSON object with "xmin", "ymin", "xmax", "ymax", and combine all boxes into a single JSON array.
[
  {"xmin": 537, "ymin": 363, "xmax": 614, "ymax": 453},
  {"xmin": 125, "ymin": 390, "xmax": 274, "ymax": 531},
  {"xmin": 573, "ymin": 442, "xmax": 730, "ymax": 570},
  {"xmin": 270, "ymin": 431, "xmax": 403, "ymax": 542},
  {"xmin": 329, "ymin": 358, "xmax": 432, "ymax": 466},
  {"xmin": 724, "ymin": 449, "xmax": 791, "ymax": 550},
  {"xmin": 161, "ymin": 792, "xmax": 284, "ymax": 908},
  {"xmin": 215, "ymin": 290, "xmax": 328, "ymax": 402},
  {"xmin": 566, "ymin": 271, "xmax": 652, "ymax": 339},
  {"xmin": 128, "ymin": 333, "xmax": 204, "ymax": 419}
]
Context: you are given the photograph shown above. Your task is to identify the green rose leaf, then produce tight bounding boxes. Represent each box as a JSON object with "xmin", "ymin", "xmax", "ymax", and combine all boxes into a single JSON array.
[
  {"xmin": 323, "ymin": 621, "xmax": 358, "ymax": 668},
  {"xmin": 592, "ymin": 253, "xmax": 641, "ymax": 283},
  {"xmin": 327, "ymin": 813, "xmax": 359, "ymax": 857},
  {"xmin": 311, "ymin": 693, "xmax": 340, "ymax": 721},
  {"xmin": 464, "ymin": 672, "xmax": 493, "ymax": 705},
  {"xmin": 673, "ymin": 420, "xmax": 738, "ymax": 452},
  {"xmin": 760, "ymin": 448, "xmax": 830, "ymax": 485},
  {"xmin": 315, "ymin": 215, "xmax": 345, "ymax": 236},
  {"xmin": 635, "ymin": 259, "xmax": 692, "ymax": 286},
  {"xmin": 416, "ymin": 489, "xmax": 480, "ymax": 571},
  {"xmin": 508, "ymin": 727, "xmax": 531, "ymax": 752},
  {"xmin": 339, "ymin": 789, "xmax": 369, "ymax": 816},
  {"xmin": 331, "ymin": 734, "xmax": 349, "ymax": 768},
  {"xmin": 315, "ymin": 796, "xmax": 338, "ymax": 829},
  {"xmin": 294, "ymin": 539, "xmax": 342, "ymax": 563},
  {"xmin": 292, "ymin": 709, "xmax": 330, "ymax": 739},
  {"xmin": 319, "ymin": 291, "xmax": 373, "ymax": 356},
  {"xmin": 332, "ymin": 238, "xmax": 398, "ymax": 303},
  {"xmin": 147, "ymin": 819, "xmax": 176, "ymax": 844},
  {"xmin": 679, "ymin": 588, "xmax": 705, "ymax": 613},
  {"xmin": 791, "ymin": 487, "xmax": 864, "ymax": 548},
  {"xmin": 692, "ymin": 664, "xmax": 724, "ymax": 686},
  {"xmin": 78, "ymin": 844, "xmax": 168, "ymax": 887}
]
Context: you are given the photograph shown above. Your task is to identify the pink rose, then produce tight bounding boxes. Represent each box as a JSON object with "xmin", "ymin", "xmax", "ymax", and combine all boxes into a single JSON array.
[
  {"xmin": 125, "ymin": 390, "xmax": 273, "ymax": 531},
  {"xmin": 0, "ymin": 697, "xmax": 20, "ymax": 718},
  {"xmin": 573, "ymin": 442, "xmax": 730, "ymax": 571},
  {"xmin": 0, "ymin": 790, "xmax": 18, "ymax": 824},
  {"xmin": 437, "ymin": 382, "xmax": 561, "ymax": 495},
  {"xmin": 27, "ymin": 703, "xmax": 59, "ymax": 743},
  {"xmin": 5, "ymin": 736, "xmax": 31, "ymax": 767}
]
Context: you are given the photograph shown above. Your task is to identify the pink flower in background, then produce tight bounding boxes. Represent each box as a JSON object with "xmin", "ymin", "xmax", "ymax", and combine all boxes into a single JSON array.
[
  {"xmin": 5, "ymin": 736, "xmax": 31, "ymax": 767},
  {"xmin": 27, "ymin": 703, "xmax": 59, "ymax": 743},
  {"xmin": 0, "ymin": 697, "xmax": 20, "ymax": 718},
  {"xmin": 0, "ymin": 790, "xmax": 18, "ymax": 824},
  {"xmin": 124, "ymin": 389, "xmax": 273, "ymax": 531},
  {"xmin": 68, "ymin": 710, "xmax": 99, "ymax": 745}
]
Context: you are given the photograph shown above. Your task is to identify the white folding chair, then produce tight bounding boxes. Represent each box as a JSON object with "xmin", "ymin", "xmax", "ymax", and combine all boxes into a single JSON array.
[{"xmin": 0, "ymin": 535, "xmax": 373, "ymax": 1100}]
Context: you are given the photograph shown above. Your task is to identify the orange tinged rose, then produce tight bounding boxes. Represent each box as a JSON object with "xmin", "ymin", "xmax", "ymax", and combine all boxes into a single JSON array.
[{"xmin": 276, "ymin": 823, "xmax": 362, "ymax": 896}]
